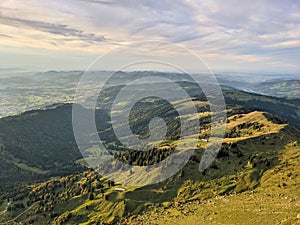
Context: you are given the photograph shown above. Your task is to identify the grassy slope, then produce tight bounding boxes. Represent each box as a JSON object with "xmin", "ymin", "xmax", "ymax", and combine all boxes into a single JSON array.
[
  {"xmin": 122, "ymin": 144, "xmax": 300, "ymax": 225},
  {"xmin": 120, "ymin": 113, "xmax": 300, "ymax": 225},
  {"xmin": 224, "ymin": 89, "xmax": 300, "ymax": 128},
  {"xmin": 1, "ymin": 110, "xmax": 300, "ymax": 224}
]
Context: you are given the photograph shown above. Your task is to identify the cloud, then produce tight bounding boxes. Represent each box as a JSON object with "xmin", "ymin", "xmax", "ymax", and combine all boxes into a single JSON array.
[
  {"xmin": 0, "ymin": 0, "xmax": 300, "ymax": 72},
  {"xmin": 1, "ymin": 16, "xmax": 107, "ymax": 44},
  {"xmin": 0, "ymin": 34, "xmax": 12, "ymax": 38},
  {"xmin": 265, "ymin": 40, "xmax": 300, "ymax": 49},
  {"xmin": 75, "ymin": 0, "xmax": 114, "ymax": 5}
]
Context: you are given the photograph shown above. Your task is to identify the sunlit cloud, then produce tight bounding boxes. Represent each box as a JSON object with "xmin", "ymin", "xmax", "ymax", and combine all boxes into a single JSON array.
[
  {"xmin": 0, "ymin": 0, "xmax": 299, "ymax": 72},
  {"xmin": 264, "ymin": 40, "xmax": 300, "ymax": 49}
]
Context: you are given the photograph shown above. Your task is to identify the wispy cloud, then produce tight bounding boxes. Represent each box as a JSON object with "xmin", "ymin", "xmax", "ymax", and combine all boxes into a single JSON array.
[
  {"xmin": 75, "ymin": 0, "xmax": 114, "ymax": 5},
  {"xmin": 0, "ymin": 0, "xmax": 299, "ymax": 72},
  {"xmin": 1, "ymin": 16, "xmax": 107, "ymax": 44},
  {"xmin": 264, "ymin": 40, "xmax": 300, "ymax": 49}
]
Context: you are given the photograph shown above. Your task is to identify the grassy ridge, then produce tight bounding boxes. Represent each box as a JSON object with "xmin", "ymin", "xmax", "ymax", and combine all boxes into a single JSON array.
[
  {"xmin": 121, "ymin": 120, "xmax": 300, "ymax": 224},
  {"xmin": 1, "ymin": 110, "xmax": 299, "ymax": 224}
]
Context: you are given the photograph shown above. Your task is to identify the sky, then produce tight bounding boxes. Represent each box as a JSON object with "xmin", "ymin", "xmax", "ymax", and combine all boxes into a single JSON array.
[{"xmin": 0, "ymin": 0, "xmax": 300, "ymax": 73}]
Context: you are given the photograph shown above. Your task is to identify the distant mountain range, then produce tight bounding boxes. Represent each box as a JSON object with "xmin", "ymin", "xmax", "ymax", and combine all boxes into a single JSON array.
[
  {"xmin": 216, "ymin": 74, "xmax": 300, "ymax": 98},
  {"xmin": 0, "ymin": 71, "xmax": 299, "ymax": 118},
  {"xmin": 248, "ymin": 79, "xmax": 300, "ymax": 98}
]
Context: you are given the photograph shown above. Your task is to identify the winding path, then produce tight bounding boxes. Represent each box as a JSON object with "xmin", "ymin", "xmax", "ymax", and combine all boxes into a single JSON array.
[{"xmin": 0, "ymin": 201, "xmax": 39, "ymax": 225}]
